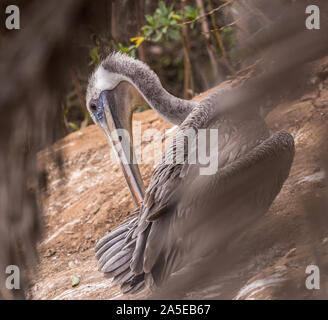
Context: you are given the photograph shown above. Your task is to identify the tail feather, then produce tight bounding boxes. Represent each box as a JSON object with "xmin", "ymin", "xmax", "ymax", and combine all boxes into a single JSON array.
[
  {"xmin": 98, "ymin": 238, "xmax": 126, "ymax": 269},
  {"xmin": 122, "ymin": 238, "xmax": 136, "ymax": 250},
  {"xmin": 95, "ymin": 221, "xmax": 130, "ymax": 251},
  {"xmin": 130, "ymin": 225, "xmax": 151, "ymax": 274},
  {"xmin": 102, "ymin": 249, "xmax": 132, "ymax": 273},
  {"xmin": 111, "ymin": 259, "xmax": 130, "ymax": 277},
  {"xmin": 103, "ymin": 257, "xmax": 131, "ymax": 279},
  {"xmin": 95, "ymin": 209, "xmax": 146, "ymax": 294},
  {"xmin": 124, "ymin": 226, "xmax": 136, "ymax": 243},
  {"xmin": 112, "ymin": 269, "xmax": 134, "ymax": 286},
  {"xmin": 121, "ymin": 274, "xmax": 145, "ymax": 294},
  {"xmin": 127, "ymin": 280, "xmax": 145, "ymax": 295},
  {"xmin": 96, "ymin": 231, "xmax": 127, "ymax": 260}
]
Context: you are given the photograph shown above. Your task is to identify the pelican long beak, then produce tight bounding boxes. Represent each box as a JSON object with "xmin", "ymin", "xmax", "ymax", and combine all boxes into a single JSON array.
[{"xmin": 96, "ymin": 90, "xmax": 144, "ymax": 206}]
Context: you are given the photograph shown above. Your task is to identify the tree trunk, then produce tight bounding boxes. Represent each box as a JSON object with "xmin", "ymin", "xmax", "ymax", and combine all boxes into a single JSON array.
[
  {"xmin": 135, "ymin": 0, "xmax": 146, "ymax": 62},
  {"xmin": 111, "ymin": 0, "xmax": 119, "ymax": 43},
  {"xmin": 181, "ymin": 0, "xmax": 194, "ymax": 99},
  {"xmin": 196, "ymin": 0, "xmax": 219, "ymax": 83},
  {"xmin": 207, "ymin": 0, "xmax": 235, "ymax": 74}
]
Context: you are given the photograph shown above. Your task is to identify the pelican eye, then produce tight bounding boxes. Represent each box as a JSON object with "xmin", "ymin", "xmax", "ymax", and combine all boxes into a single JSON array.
[{"xmin": 90, "ymin": 103, "xmax": 97, "ymax": 112}]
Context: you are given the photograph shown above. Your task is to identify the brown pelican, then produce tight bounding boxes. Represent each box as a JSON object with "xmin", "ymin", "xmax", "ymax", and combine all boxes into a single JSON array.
[{"xmin": 86, "ymin": 52, "xmax": 295, "ymax": 295}]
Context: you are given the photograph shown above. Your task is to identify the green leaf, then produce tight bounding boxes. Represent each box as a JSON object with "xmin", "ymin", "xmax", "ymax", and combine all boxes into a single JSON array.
[
  {"xmin": 158, "ymin": 1, "xmax": 166, "ymax": 14},
  {"xmin": 152, "ymin": 30, "xmax": 162, "ymax": 42},
  {"xmin": 145, "ymin": 14, "xmax": 154, "ymax": 25},
  {"xmin": 157, "ymin": 16, "xmax": 167, "ymax": 26},
  {"xmin": 89, "ymin": 47, "xmax": 100, "ymax": 66},
  {"xmin": 184, "ymin": 6, "xmax": 199, "ymax": 20},
  {"xmin": 68, "ymin": 122, "xmax": 80, "ymax": 131},
  {"xmin": 142, "ymin": 25, "xmax": 152, "ymax": 31},
  {"xmin": 135, "ymin": 105, "xmax": 150, "ymax": 113},
  {"xmin": 90, "ymin": 47, "xmax": 98, "ymax": 58},
  {"xmin": 72, "ymin": 276, "xmax": 80, "ymax": 287},
  {"xmin": 142, "ymin": 25, "xmax": 153, "ymax": 37},
  {"xmin": 223, "ymin": 27, "xmax": 232, "ymax": 34}
]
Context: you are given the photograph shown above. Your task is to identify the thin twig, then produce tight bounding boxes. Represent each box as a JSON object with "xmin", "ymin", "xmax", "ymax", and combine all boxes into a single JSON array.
[
  {"xmin": 207, "ymin": 0, "xmax": 235, "ymax": 74},
  {"xmin": 177, "ymin": 0, "xmax": 234, "ymax": 26},
  {"xmin": 196, "ymin": 0, "xmax": 219, "ymax": 79},
  {"xmin": 200, "ymin": 20, "xmax": 240, "ymax": 34},
  {"xmin": 181, "ymin": 0, "xmax": 194, "ymax": 99}
]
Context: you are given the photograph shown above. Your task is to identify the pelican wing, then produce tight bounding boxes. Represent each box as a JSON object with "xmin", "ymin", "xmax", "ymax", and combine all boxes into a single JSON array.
[
  {"xmin": 130, "ymin": 129, "xmax": 294, "ymax": 288},
  {"xmin": 133, "ymin": 104, "xmax": 212, "ymax": 234}
]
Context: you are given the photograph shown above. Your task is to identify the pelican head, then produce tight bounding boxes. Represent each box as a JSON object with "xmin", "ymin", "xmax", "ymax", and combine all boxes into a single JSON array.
[
  {"xmin": 87, "ymin": 53, "xmax": 195, "ymax": 206},
  {"xmin": 86, "ymin": 63, "xmax": 144, "ymax": 206}
]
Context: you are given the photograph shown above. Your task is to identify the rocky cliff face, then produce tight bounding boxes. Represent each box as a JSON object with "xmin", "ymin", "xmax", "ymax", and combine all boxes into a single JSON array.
[{"xmin": 28, "ymin": 58, "xmax": 328, "ymax": 300}]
